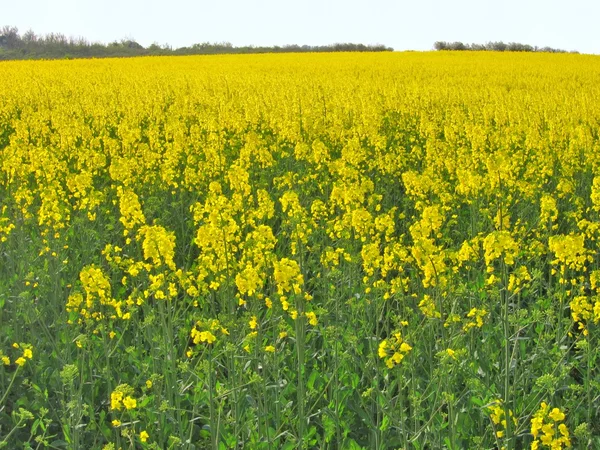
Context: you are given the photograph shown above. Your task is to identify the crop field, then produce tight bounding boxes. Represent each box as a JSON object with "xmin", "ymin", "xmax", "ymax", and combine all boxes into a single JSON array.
[{"xmin": 1, "ymin": 51, "xmax": 600, "ymax": 449}]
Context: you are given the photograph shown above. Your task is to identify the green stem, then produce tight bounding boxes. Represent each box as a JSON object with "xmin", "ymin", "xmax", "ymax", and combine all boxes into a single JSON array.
[{"xmin": 0, "ymin": 366, "xmax": 21, "ymax": 406}]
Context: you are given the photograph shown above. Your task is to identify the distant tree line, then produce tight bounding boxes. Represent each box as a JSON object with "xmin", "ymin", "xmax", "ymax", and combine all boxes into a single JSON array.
[
  {"xmin": 433, "ymin": 40, "xmax": 578, "ymax": 53},
  {"xmin": 0, "ymin": 26, "xmax": 393, "ymax": 60}
]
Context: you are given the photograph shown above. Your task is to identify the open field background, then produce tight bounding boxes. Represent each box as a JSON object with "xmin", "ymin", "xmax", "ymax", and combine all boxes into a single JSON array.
[{"xmin": 1, "ymin": 52, "xmax": 600, "ymax": 449}]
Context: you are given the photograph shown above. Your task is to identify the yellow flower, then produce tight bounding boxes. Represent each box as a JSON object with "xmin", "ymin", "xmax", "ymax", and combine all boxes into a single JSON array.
[
  {"xmin": 279, "ymin": 331, "xmax": 288, "ymax": 339},
  {"xmin": 140, "ymin": 430, "xmax": 149, "ymax": 443},
  {"xmin": 305, "ymin": 311, "xmax": 318, "ymax": 326},
  {"xmin": 378, "ymin": 340, "xmax": 388, "ymax": 358},
  {"xmin": 146, "ymin": 379, "xmax": 153, "ymax": 389},
  {"xmin": 249, "ymin": 315, "xmax": 258, "ymax": 330},
  {"xmin": 201, "ymin": 331, "xmax": 216, "ymax": 344},
  {"xmin": 265, "ymin": 345, "xmax": 275, "ymax": 353},
  {"xmin": 123, "ymin": 396, "xmax": 137, "ymax": 410},
  {"xmin": 548, "ymin": 408, "xmax": 565, "ymax": 422},
  {"xmin": 400, "ymin": 342, "xmax": 412, "ymax": 353},
  {"xmin": 111, "ymin": 391, "xmax": 124, "ymax": 410},
  {"xmin": 15, "ymin": 357, "xmax": 26, "ymax": 367},
  {"xmin": 111, "ymin": 419, "xmax": 121, "ymax": 427},
  {"xmin": 109, "ymin": 331, "xmax": 116, "ymax": 339},
  {"xmin": 23, "ymin": 348, "xmax": 33, "ymax": 359},
  {"xmin": 1, "ymin": 356, "xmax": 9, "ymax": 365},
  {"xmin": 558, "ymin": 423, "xmax": 569, "ymax": 437},
  {"xmin": 378, "ymin": 330, "xmax": 411, "ymax": 368},
  {"xmin": 190, "ymin": 324, "xmax": 217, "ymax": 345}
]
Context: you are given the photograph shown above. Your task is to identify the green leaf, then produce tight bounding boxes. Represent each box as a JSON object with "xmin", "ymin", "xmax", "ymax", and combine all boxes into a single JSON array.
[
  {"xmin": 307, "ymin": 370, "xmax": 319, "ymax": 391},
  {"xmin": 379, "ymin": 414, "xmax": 390, "ymax": 432}
]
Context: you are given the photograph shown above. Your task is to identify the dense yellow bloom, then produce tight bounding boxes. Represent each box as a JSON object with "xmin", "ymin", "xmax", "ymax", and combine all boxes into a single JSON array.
[
  {"xmin": 123, "ymin": 396, "xmax": 137, "ymax": 410},
  {"xmin": 273, "ymin": 258, "xmax": 304, "ymax": 295},
  {"xmin": 110, "ymin": 391, "xmax": 124, "ymax": 411},
  {"xmin": 531, "ymin": 402, "xmax": 570, "ymax": 449},
  {"xmin": 549, "ymin": 234, "xmax": 590, "ymax": 272},
  {"xmin": 110, "ymin": 384, "xmax": 135, "ymax": 411},
  {"xmin": 483, "ymin": 231, "xmax": 519, "ymax": 267},
  {"xmin": 378, "ymin": 331, "xmax": 412, "ymax": 368},
  {"xmin": 138, "ymin": 225, "xmax": 177, "ymax": 271},
  {"xmin": 117, "ymin": 187, "xmax": 146, "ymax": 230},
  {"xmin": 3, "ymin": 50, "xmax": 600, "ymax": 447},
  {"xmin": 236, "ymin": 265, "xmax": 262, "ymax": 297}
]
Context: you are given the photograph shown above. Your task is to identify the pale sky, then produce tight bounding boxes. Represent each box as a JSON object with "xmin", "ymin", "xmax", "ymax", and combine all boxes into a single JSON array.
[{"xmin": 3, "ymin": 0, "xmax": 599, "ymax": 54}]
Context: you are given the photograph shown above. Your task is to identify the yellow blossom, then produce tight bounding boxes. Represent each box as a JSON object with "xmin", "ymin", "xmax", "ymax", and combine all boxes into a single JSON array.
[{"xmin": 123, "ymin": 396, "xmax": 137, "ymax": 410}]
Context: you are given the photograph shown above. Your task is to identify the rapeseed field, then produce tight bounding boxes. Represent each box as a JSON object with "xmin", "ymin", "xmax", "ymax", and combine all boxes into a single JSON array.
[{"xmin": 1, "ymin": 51, "xmax": 600, "ymax": 449}]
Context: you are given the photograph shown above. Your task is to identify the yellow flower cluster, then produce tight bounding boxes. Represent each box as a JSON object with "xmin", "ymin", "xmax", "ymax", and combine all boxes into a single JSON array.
[
  {"xmin": 187, "ymin": 319, "xmax": 228, "ymax": 357},
  {"xmin": 378, "ymin": 331, "xmax": 412, "ymax": 368},
  {"xmin": 418, "ymin": 294, "xmax": 441, "ymax": 319},
  {"xmin": 273, "ymin": 258, "xmax": 304, "ymax": 295},
  {"xmin": 548, "ymin": 234, "xmax": 591, "ymax": 274},
  {"xmin": 1, "ymin": 343, "xmax": 33, "ymax": 367},
  {"xmin": 117, "ymin": 187, "xmax": 146, "ymax": 231},
  {"xmin": 483, "ymin": 231, "xmax": 519, "ymax": 268},
  {"xmin": 530, "ymin": 402, "xmax": 570, "ymax": 449},
  {"xmin": 67, "ymin": 265, "xmax": 126, "ymax": 323},
  {"xmin": 0, "ymin": 206, "xmax": 15, "ymax": 242},
  {"xmin": 487, "ymin": 400, "xmax": 517, "ymax": 439},
  {"xmin": 138, "ymin": 225, "xmax": 177, "ymax": 271},
  {"xmin": 463, "ymin": 307, "xmax": 488, "ymax": 331},
  {"xmin": 110, "ymin": 384, "xmax": 136, "ymax": 411},
  {"xmin": 569, "ymin": 295, "xmax": 600, "ymax": 335}
]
